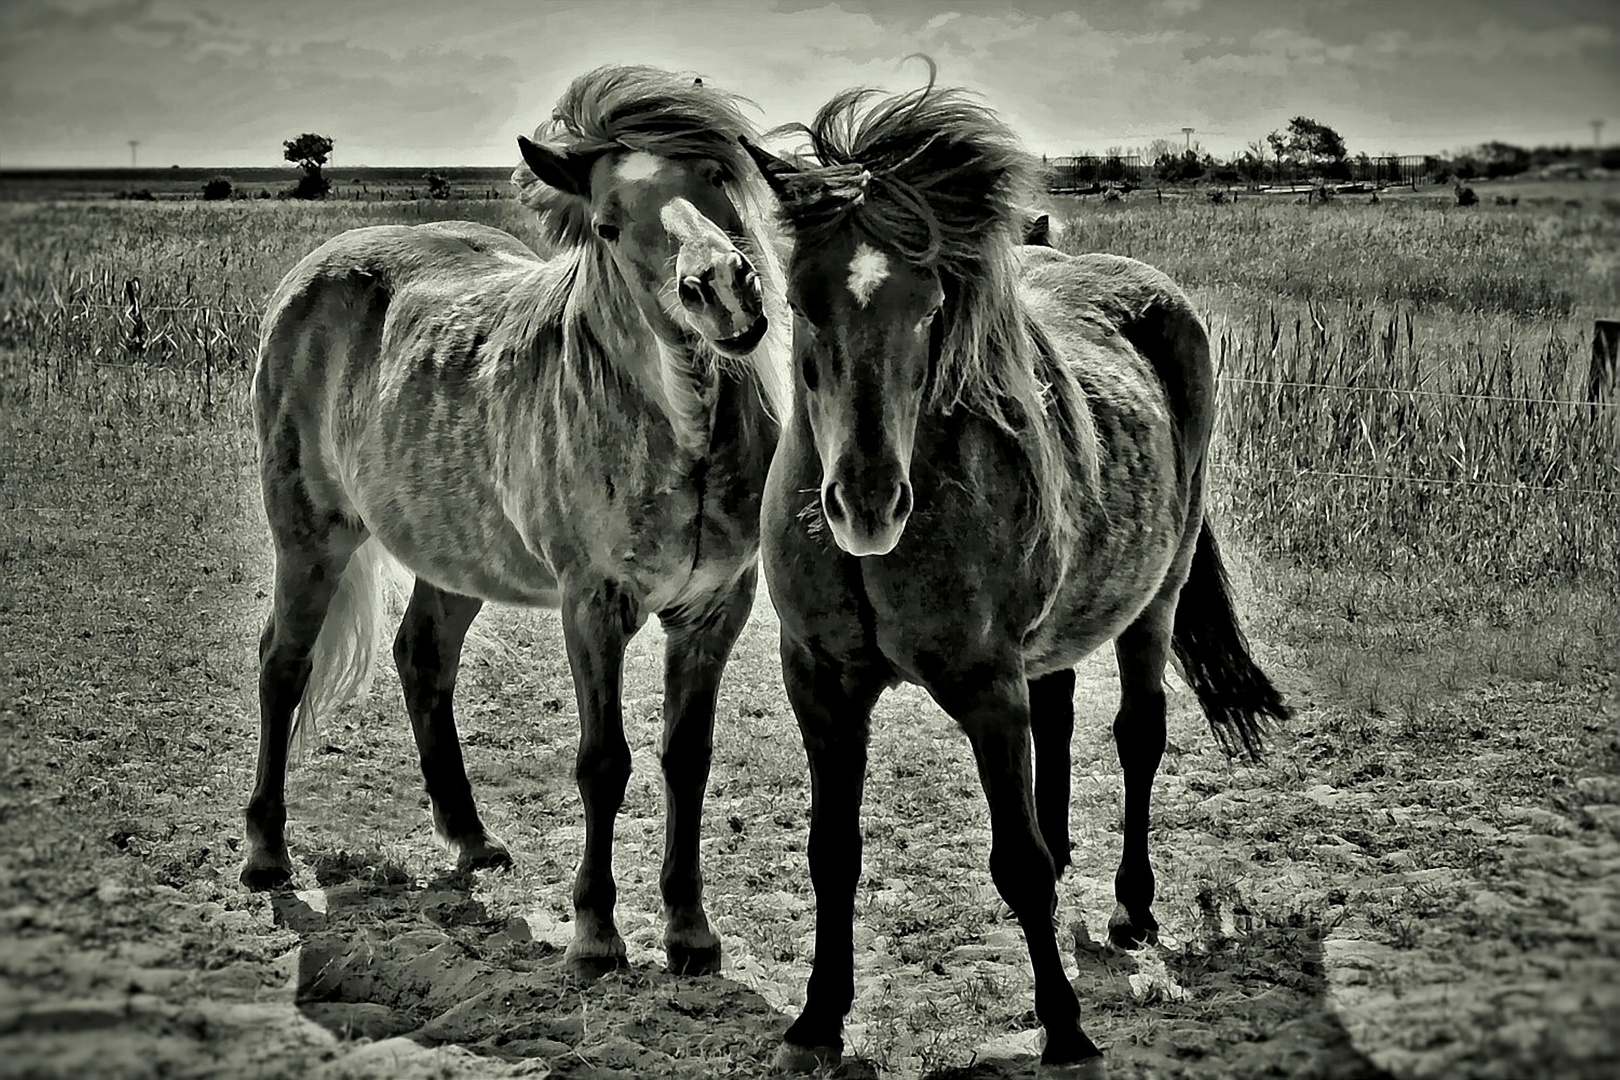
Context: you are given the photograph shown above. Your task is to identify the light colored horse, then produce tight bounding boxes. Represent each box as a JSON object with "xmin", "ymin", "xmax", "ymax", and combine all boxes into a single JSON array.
[{"xmin": 242, "ymin": 66, "xmax": 790, "ymax": 978}]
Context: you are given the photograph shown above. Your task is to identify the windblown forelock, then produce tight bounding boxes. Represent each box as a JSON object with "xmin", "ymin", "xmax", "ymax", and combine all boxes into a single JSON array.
[
  {"xmin": 510, "ymin": 65, "xmax": 763, "ymax": 249},
  {"xmin": 766, "ymin": 80, "xmax": 1037, "ymax": 276}
]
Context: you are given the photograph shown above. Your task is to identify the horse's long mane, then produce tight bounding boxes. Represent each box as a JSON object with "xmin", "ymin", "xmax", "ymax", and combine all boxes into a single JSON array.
[
  {"xmin": 509, "ymin": 65, "xmax": 791, "ymax": 425},
  {"xmin": 770, "ymin": 60, "xmax": 1098, "ymax": 562}
]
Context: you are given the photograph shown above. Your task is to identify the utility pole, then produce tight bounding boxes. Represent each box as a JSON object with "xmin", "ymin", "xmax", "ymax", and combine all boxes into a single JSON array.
[
  {"xmin": 1593, "ymin": 120, "xmax": 1605, "ymax": 150},
  {"xmin": 1182, "ymin": 127, "xmax": 1194, "ymax": 153},
  {"xmin": 129, "ymin": 140, "xmax": 139, "ymax": 167}
]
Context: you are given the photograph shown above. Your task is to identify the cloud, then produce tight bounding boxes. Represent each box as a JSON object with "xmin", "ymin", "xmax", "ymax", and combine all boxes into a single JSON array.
[{"xmin": 0, "ymin": 0, "xmax": 1614, "ymax": 166}]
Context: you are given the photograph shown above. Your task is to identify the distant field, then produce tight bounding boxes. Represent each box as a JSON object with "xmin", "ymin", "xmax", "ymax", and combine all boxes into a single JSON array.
[
  {"xmin": 7, "ymin": 167, "xmax": 1620, "ymax": 211},
  {"xmin": 0, "ymin": 166, "xmax": 516, "ymax": 202},
  {"xmin": 2, "ymin": 192, "xmax": 1616, "ymax": 1079}
]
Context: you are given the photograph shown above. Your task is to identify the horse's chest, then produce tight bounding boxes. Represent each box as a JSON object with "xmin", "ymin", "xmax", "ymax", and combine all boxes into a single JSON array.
[{"xmin": 523, "ymin": 402, "xmax": 767, "ymax": 612}]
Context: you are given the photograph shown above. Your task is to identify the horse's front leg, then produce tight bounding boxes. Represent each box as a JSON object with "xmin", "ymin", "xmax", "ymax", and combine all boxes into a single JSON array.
[
  {"xmin": 775, "ymin": 638, "xmax": 884, "ymax": 1073},
  {"xmin": 934, "ymin": 665, "xmax": 1104, "ymax": 1072},
  {"xmin": 658, "ymin": 566, "xmax": 758, "ymax": 975},
  {"xmin": 560, "ymin": 577, "xmax": 643, "ymax": 978}
]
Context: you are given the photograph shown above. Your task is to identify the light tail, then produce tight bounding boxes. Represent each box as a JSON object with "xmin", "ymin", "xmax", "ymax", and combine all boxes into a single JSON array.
[
  {"xmin": 1170, "ymin": 520, "xmax": 1291, "ymax": 761},
  {"xmin": 288, "ymin": 538, "xmax": 393, "ymax": 765}
]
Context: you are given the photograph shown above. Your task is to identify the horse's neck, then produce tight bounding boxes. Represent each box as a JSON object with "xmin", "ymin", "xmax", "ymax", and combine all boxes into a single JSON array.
[{"xmin": 555, "ymin": 248, "xmax": 718, "ymax": 455}]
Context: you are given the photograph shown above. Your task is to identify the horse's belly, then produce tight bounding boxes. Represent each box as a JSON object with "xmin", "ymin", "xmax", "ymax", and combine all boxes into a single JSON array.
[
  {"xmin": 357, "ymin": 494, "xmax": 560, "ymax": 605},
  {"xmin": 1023, "ymin": 540, "xmax": 1179, "ymax": 676},
  {"xmin": 1022, "ymin": 517, "xmax": 1182, "ymax": 677}
]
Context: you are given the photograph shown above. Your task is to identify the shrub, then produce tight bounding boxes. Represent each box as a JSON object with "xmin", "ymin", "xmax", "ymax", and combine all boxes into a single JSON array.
[
  {"xmin": 288, "ymin": 172, "xmax": 331, "ymax": 200},
  {"xmin": 425, "ymin": 172, "xmax": 452, "ymax": 200},
  {"xmin": 202, "ymin": 176, "xmax": 233, "ymax": 201},
  {"xmin": 1455, "ymin": 184, "xmax": 1478, "ymax": 207}
]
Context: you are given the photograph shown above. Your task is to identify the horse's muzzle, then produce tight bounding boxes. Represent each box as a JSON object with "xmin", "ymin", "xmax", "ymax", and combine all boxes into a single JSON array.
[{"xmin": 822, "ymin": 472, "xmax": 912, "ymax": 557}]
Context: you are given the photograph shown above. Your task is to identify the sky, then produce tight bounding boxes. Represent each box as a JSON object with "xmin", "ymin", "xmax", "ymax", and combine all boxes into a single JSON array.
[{"xmin": 1, "ymin": 0, "xmax": 1616, "ymax": 169}]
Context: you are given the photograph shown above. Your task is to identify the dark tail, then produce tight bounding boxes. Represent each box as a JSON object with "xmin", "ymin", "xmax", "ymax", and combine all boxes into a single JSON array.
[{"xmin": 1171, "ymin": 520, "xmax": 1291, "ymax": 761}]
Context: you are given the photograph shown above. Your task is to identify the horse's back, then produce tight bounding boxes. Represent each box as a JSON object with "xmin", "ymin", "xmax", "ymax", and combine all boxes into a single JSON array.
[
  {"xmin": 253, "ymin": 222, "xmax": 561, "ymax": 601},
  {"xmin": 255, "ymin": 220, "xmax": 544, "ymax": 453}
]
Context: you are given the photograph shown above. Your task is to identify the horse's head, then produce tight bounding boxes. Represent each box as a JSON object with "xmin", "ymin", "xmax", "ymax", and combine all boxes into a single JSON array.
[
  {"xmin": 790, "ymin": 230, "xmax": 935, "ymax": 557},
  {"xmin": 749, "ymin": 147, "xmax": 934, "ymax": 557},
  {"xmin": 519, "ymin": 139, "xmax": 768, "ymax": 358},
  {"xmin": 742, "ymin": 74, "xmax": 1032, "ymax": 557}
]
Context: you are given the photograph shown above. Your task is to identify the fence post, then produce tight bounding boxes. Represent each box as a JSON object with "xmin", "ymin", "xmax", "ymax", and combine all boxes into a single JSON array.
[{"xmin": 1590, "ymin": 319, "xmax": 1619, "ymax": 402}]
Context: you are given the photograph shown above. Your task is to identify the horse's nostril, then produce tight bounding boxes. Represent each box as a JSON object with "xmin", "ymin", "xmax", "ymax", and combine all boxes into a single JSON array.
[
  {"xmin": 823, "ymin": 483, "xmax": 848, "ymax": 525},
  {"xmin": 890, "ymin": 481, "xmax": 913, "ymax": 522},
  {"xmin": 745, "ymin": 271, "xmax": 761, "ymax": 297},
  {"xmin": 678, "ymin": 275, "xmax": 704, "ymax": 307}
]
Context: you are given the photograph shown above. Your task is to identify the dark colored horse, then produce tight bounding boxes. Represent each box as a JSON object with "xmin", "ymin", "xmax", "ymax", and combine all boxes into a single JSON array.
[
  {"xmin": 242, "ymin": 66, "xmax": 791, "ymax": 978},
  {"xmin": 741, "ymin": 71, "xmax": 1289, "ymax": 1074}
]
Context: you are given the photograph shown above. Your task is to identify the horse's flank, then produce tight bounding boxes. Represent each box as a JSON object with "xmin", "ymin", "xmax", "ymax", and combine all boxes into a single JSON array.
[{"xmin": 1013, "ymin": 250, "xmax": 1215, "ymax": 671}]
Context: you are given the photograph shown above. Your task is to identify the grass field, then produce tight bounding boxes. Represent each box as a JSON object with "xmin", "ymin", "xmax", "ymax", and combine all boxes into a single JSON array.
[{"xmin": 1, "ymin": 188, "xmax": 1617, "ymax": 1080}]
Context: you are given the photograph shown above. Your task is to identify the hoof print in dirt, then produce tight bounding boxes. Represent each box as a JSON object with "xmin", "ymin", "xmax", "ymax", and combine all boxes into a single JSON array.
[{"xmin": 665, "ymin": 941, "xmax": 723, "ymax": 977}]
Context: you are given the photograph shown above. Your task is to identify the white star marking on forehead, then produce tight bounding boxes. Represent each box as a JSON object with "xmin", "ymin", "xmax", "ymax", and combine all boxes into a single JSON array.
[
  {"xmin": 846, "ymin": 244, "xmax": 889, "ymax": 307},
  {"xmin": 614, "ymin": 151, "xmax": 665, "ymax": 182}
]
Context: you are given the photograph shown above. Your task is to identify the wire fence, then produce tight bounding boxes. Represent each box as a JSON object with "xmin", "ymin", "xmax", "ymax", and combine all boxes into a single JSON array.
[
  {"xmin": 11, "ymin": 298, "xmax": 1616, "ymax": 498},
  {"xmin": 1214, "ymin": 375, "xmax": 1618, "ymax": 412},
  {"xmin": 1208, "ymin": 462, "xmax": 1616, "ymax": 499}
]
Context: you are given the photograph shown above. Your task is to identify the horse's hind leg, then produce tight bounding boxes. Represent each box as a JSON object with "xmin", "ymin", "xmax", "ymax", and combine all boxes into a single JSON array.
[
  {"xmin": 1109, "ymin": 600, "xmax": 1173, "ymax": 948},
  {"xmin": 243, "ymin": 539, "xmax": 359, "ymax": 890},
  {"xmin": 1030, "ymin": 667, "xmax": 1077, "ymax": 880},
  {"xmin": 560, "ymin": 577, "xmax": 643, "ymax": 979},
  {"xmin": 393, "ymin": 579, "xmax": 511, "ymax": 873},
  {"xmin": 658, "ymin": 567, "xmax": 758, "ymax": 975}
]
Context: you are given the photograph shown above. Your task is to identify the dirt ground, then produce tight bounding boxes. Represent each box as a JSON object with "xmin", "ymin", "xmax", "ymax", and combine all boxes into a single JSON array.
[{"xmin": 2, "ymin": 438, "xmax": 1618, "ymax": 1080}]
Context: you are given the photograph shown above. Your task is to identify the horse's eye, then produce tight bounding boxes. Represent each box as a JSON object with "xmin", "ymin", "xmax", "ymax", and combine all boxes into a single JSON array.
[
  {"xmin": 595, "ymin": 222, "xmax": 620, "ymax": 242},
  {"xmin": 710, "ymin": 167, "xmax": 730, "ymax": 189},
  {"xmin": 916, "ymin": 307, "xmax": 940, "ymax": 336}
]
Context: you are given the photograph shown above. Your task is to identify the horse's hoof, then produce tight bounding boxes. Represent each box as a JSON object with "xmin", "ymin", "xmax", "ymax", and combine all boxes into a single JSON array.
[
  {"xmin": 666, "ymin": 939, "xmax": 722, "ymax": 976},
  {"xmin": 566, "ymin": 937, "xmax": 629, "ymax": 982},
  {"xmin": 1106, "ymin": 906, "xmax": 1158, "ymax": 950},
  {"xmin": 454, "ymin": 836, "xmax": 514, "ymax": 873},
  {"xmin": 239, "ymin": 851, "xmax": 293, "ymax": 892},
  {"xmin": 773, "ymin": 1041, "xmax": 840, "ymax": 1074},
  {"xmin": 1042, "ymin": 1027, "xmax": 1104, "ymax": 1072}
]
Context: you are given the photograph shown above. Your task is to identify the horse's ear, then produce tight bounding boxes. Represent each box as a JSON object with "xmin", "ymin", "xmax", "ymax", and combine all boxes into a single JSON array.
[
  {"xmin": 517, "ymin": 136, "xmax": 596, "ymax": 198},
  {"xmin": 738, "ymin": 135, "xmax": 799, "ymax": 200}
]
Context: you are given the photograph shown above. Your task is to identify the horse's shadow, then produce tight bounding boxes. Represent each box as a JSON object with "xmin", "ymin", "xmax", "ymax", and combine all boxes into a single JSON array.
[
  {"xmin": 924, "ymin": 884, "xmax": 1397, "ymax": 1080},
  {"xmin": 270, "ymin": 851, "xmax": 827, "ymax": 1078}
]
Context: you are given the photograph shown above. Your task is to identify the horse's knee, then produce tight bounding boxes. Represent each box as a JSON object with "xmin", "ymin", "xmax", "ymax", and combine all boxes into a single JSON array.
[{"xmin": 577, "ymin": 741, "xmax": 632, "ymax": 801}]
